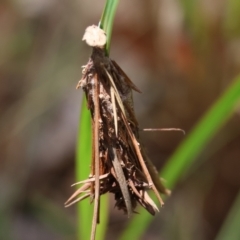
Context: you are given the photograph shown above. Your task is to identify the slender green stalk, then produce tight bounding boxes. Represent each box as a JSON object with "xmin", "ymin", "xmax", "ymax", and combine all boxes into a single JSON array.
[
  {"xmin": 215, "ymin": 190, "xmax": 240, "ymax": 240},
  {"xmin": 99, "ymin": 0, "xmax": 119, "ymax": 55},
  {"xmin": 76, "ymin": 97, "xmax": 92, "ymax": 240},
  {"xmin": 120, "ymin": 76, "xmax": 240, "ymax": 239},
  {"xmin": 161, "ymin": 75, "xmax": 240, "ymax": 188},
  {"xmin": 76, "ymin": 1, "xmax": 119, "ymax": 239}
]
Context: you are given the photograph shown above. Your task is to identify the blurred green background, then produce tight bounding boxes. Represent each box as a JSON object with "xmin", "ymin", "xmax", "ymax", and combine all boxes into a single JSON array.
[{"xmin": 1, "ymin": 0, "xmax": 240, "ymax": 239}]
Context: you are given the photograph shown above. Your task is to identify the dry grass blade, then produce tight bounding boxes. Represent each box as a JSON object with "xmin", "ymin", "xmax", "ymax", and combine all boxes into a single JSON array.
[
  {"xmin": 104, "ymin": 68, "xmax": 126, "ymax": 117},
  {"xmin": 71, "ymin": 173, "xmax": 109, "ymax": 186},
  {"xmin": 65, "ymin": 193, "xmax": 91, "ymax": 207},
  {"xmin": 120, "ymin": 112, "xmax": 164, "ymax": 206},
  {"xmin": 144, "ymin": 128, "xmax": 185, "ymax": 134},
  {"xmin": 91, "ymin": 73, "xmax": 100, "ymax": 240},
  {"xmin": 111, "ymin": 148, "xmax": 132, "ymax": 217},
  {"xmin": 110, "ymin": 86, "xmax": 118, "ymax": 136},
  {"xmin": 65, "ymin": 183, "xmax": 91, "ymax": 206}
]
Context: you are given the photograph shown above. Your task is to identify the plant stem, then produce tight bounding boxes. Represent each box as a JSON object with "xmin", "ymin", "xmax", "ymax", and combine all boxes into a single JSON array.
[{"xmin": 76, "ymin": 1, "xmax": 119, "ymax": 239}]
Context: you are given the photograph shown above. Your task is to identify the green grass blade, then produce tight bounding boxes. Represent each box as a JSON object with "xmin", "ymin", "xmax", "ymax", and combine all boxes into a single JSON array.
[
  {"xmin": 76, "ymin": 1, "xmax": 119, "ymax": 239},
  {"xmin": 76, "ymin": 97, "xmax": 108, "ymax": 240},
  {"xmin": 76, "ymin": 97, "xmax": 92, "ymax": 240},
  {"xmin": 76, "ymin": 100, "xmax": 110, "ymax": 240},
  {"xmin": 161, "ymin": 75, "xmax": 240, "ymax": 188},
  {"xmin": 120, "ymin": 76, "xmax": 240, "ymax": 240},
  {"xmin": 215, "ymin": 191, "xmax": 240, "ymax": 240},
  {"xmin": 99, "ymin": 0, "xmax": 119, "ymax": 55}
]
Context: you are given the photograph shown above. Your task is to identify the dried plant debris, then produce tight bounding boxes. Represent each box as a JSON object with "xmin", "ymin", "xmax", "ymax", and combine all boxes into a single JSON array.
[{"xmin": 65, "ymin": 25, "xmax": 170, "ymax": 239}]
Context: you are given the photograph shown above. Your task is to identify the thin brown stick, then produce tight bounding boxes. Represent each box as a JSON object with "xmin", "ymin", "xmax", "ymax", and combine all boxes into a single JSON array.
[
  {"xmin": 143, "ymin": 128, "xmax": 185, "ymax": 134},
  {"xmin": 65, "ymin": 182, "xmax": 91, "ymax": 205},
  {"xmin": 121, "ymin": 112, "xmax": 164, "ymax": 206},
  {"xmin": 91, "ymin": 74, "xmax": 100, "ymax": 240},
  {"xmin": 71, "ymin": 173, "xmax": 109, "ymax": 186},
  {"xmin": 65, "ymin": 193, "xmax": 91, "ymax": 207}
]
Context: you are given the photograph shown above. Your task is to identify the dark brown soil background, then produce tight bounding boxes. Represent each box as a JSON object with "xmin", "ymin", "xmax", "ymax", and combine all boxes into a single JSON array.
[{"xmin": 1, "ymin": 1, "xmax": 240, "ymax": 239}]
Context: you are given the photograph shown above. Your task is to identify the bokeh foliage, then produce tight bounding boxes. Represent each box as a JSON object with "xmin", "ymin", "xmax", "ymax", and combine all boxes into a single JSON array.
[{"xmin": 1, "ymin": 0, "xmax": 240, "ymax": 240}]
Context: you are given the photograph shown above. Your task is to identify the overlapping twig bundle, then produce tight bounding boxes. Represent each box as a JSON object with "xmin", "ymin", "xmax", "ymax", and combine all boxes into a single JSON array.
[{"xmin": 65, "ymin": 25, "xmax": 169, "ymax": 240}]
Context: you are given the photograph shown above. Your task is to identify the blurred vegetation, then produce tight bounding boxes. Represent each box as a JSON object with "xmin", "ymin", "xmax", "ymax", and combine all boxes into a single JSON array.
[{"xmin": 1, "ymin": 1, "xmax": 240, "ymax": 240}]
